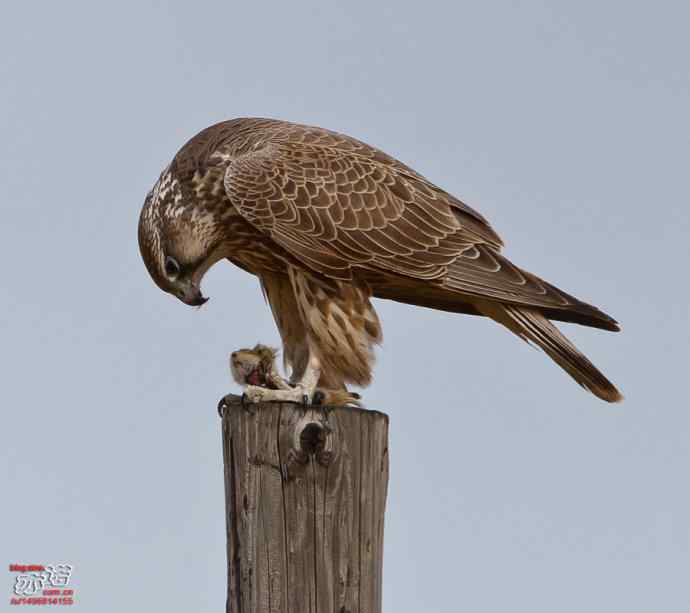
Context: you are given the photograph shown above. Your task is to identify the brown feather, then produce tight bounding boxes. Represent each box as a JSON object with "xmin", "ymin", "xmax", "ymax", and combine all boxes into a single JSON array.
[
  {"xmin": 476, "ymin": 301, "xmax": 622, "ymax": 402},
  {"xmin": 140, "ymin": 117, "xmax": 622, "ymax": 402}
]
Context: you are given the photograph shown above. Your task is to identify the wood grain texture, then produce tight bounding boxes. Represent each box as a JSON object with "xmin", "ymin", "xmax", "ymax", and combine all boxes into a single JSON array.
[{"xmin": 220, "ymin": 396, "xmax": 389, "ymax": 613}]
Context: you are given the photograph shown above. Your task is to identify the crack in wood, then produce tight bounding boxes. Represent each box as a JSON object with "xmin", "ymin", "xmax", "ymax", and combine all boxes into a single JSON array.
[{"xmin": 221, "ymin": 401, "xmax": 389, "ymax": 613}]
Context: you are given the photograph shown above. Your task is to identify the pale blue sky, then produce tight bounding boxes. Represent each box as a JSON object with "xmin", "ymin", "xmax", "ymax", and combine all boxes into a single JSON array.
[{"xmin": 2, "ymin": 1, "xmax": 689, "ymax": 611}]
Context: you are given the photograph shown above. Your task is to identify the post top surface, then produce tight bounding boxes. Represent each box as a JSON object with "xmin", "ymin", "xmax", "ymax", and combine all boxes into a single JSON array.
[{"xmin": 218, "ymin": 394, "xmax": 389, "ymax": 422}]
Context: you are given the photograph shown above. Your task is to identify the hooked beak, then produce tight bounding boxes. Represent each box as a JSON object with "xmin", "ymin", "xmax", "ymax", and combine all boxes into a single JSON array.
[{"xmin": 178, "ymin": 283, "xmax": 209, "ymax": 307}]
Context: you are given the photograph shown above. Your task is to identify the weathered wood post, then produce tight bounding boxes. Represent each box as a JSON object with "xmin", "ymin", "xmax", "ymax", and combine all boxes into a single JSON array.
[{"xmin": 219, "ymin": 395, "xmax": 389, "ymax": 613}]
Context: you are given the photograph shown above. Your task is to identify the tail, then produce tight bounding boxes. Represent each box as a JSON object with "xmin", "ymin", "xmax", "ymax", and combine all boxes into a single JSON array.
[{"xmin": 477, "ymin": 302, "xmax": 623, "ymax": 403}]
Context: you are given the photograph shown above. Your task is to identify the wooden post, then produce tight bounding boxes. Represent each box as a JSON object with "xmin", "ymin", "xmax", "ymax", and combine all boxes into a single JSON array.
[{"xmin": 219, "ymin": 395, "xmax": 390, "ymax": 613}]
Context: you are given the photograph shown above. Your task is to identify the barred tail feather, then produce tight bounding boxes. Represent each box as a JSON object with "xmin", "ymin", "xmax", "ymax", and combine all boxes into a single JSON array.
[{"xmin": 478, "ymin": 302, "xmax": 623, "ymax": 403}]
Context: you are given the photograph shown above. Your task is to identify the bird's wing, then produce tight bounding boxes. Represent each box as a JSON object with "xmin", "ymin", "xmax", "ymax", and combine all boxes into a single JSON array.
[{"xmin": 222, "ymin": 141, "xmax": 598, "ymax": 314}]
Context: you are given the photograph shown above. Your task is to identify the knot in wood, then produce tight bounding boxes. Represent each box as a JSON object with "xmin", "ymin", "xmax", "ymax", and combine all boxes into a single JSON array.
[
  {"xmin": 288, "ymin": 415, "xmax": 335, "ymax": 469},
  {"xmin": 300, "ymin": 422, "xmax": 327, "ymax": 456}
]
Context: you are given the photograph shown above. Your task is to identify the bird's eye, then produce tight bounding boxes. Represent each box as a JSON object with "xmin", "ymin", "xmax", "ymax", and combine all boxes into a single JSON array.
[{"xmin": 164, "ymin": 256, "xmax": 180, "ymax": 279}]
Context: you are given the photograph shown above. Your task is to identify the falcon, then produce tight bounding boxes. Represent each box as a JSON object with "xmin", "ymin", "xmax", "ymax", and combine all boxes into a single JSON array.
[{"xmin": 138, "ymin": 118, "xmax": 622, "ymax": 403}]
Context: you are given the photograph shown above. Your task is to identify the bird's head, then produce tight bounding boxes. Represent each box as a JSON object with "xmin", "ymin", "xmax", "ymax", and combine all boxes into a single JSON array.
[{"xmin": 138, "ymin": 166, "xmax": 227, "ymax": 307}]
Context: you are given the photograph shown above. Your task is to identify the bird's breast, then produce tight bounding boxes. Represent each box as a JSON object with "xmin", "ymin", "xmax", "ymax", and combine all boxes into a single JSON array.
[{"xmin": 225, "ymin": 235, "xmax": 292, "ymax": 276}]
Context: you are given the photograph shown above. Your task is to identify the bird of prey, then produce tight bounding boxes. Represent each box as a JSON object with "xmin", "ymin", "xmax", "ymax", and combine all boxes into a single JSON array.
[{"xmin": 138, "ymin": 118, "xmax": 622, "ymax": 403}]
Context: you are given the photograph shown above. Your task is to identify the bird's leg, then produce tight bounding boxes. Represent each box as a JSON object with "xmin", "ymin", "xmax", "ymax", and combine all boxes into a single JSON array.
[
  {"xmin": 296, "ymin": 353, "xmax": 320, "ymax": 401},
  {"xmin": 244, "ymin": 354, "xmax": 320, "ymax": 404}
]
